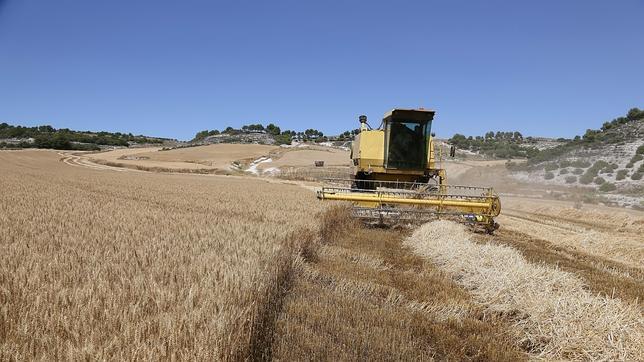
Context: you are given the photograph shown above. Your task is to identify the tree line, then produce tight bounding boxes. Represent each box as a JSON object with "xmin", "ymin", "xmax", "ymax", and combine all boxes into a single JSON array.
[
  {"xmin": 0, "ymin": 123, "xmax": 168, "ymax": 150},
  {"xmin": 448, "ymin": 131, "xmax": 531, "ymax": 158},
  {"xmin": 192, "ymin": 122, "xmax": 359, "ymax": 145}
]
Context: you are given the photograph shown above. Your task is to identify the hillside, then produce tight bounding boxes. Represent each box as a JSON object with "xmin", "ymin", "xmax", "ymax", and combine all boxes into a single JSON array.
[
  {"xmin": 506, "ymin": 108, "xmax": 644, "ymax": 208},
  {"xmin": 0, "ymin": 123, "xmax": 174, "ymax": 150},
  {"xmin": 449, "ymin": 131, "xmax": 568, "ymax": 159}
]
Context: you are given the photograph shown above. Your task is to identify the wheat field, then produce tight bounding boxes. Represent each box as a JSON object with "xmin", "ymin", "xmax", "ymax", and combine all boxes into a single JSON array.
[
  {"xmin": 2, "ymin": 150, "xmax": 642, "ymax": 360},
  {"xmin": 88, "ymin": 143, "xmax": 351, "ymax": 175},
  {"xmin": 0, "ymin": 150, "xmax": 325, "ymax": 360}
]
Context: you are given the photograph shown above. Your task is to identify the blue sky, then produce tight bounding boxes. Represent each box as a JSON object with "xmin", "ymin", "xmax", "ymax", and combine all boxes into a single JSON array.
[{"xmin": 0, "ymin": 0, "xmax": 642, "ymax": 140}]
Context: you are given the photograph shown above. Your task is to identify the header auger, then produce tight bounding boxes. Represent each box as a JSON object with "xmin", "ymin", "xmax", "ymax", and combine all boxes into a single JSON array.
[{"xmin": 316, "ymin": 108, "xmax": 501, "ymax": 233}]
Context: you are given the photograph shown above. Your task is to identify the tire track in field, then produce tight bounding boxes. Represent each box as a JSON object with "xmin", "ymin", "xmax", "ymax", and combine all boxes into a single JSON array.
[
  {"xmin": 504, "ymin": 207, "xmax": 638, "ymax": 234},
  {"xmin": 59, "ymin": 152, "xmax": 127, "ymax": 172},
  {"xmin": 472, "ymin": 228, "xmax": 644, "ymax": 305},
  {"xmin": 498, "ymin": 209, "xmax": 644, "ymax": 269}
]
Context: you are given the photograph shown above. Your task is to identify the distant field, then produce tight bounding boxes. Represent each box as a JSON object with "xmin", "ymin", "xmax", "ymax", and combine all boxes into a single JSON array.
[
  {"xmin": 257, "ymin": 146, "xmax": 349, "ymax": 168},
  {"xmin": 139, "ymin": 144, "xmax": 277, "ymax": 167},
  {"xmin": 88, "ymin": 143, "xmax": 350, "ymax": 174}
]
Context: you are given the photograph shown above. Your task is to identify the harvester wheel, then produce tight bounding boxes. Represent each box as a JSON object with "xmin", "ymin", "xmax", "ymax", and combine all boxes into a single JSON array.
[{"xmin": 485, "ymin": 222, "xmax": 500, "ymax": 234}]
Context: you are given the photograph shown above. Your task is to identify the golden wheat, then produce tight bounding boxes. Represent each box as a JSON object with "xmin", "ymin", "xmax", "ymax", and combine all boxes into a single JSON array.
[{"xmin": 0, "ymin": 150, "xmax": 324, "ymax": 360}]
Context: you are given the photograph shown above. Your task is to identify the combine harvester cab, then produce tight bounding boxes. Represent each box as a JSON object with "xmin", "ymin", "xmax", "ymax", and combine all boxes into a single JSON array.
[{"xmin": 317, "ymin": 108, "xmax": 501, "ymax": 233}]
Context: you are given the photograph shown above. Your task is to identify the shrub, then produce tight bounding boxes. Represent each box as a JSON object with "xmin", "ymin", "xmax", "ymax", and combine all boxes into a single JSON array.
[
  {"xmin": 572, "ymin": 168, "xmax": 584, "ymax": 175},
  {"xmin": 591, "ymin": 160, "xmax": 609, "ymax": 170},
  {"xmin": 631, "ymin": 172, "xmax": 643, "ymax": 181},
  {"xmin": 616, "ymin": 170, "xmax": 628, "ymax": 180},
  {"xmin": 273, "ymin": 134, "xmax": 292, "ymax": 145},
  {"xmin": 544, "ymin": 172, "xmax": 555, "ymax": 180},
  {"xmin": 506, "ymin": 161, "xmax": 529, "ymax": 172},
  {"xmin": 582, "ymin": 194, "xmax": 598, "ymax": 204},
  {"xmin": 544, "ymin": 163, "xmax": 559, "ymax": 172},
  {"xmin": 599, "ymin": 182, "xmax": 617, "ymax": 192},
  {"xmin": 585, "ymin": 168, "xmax": 599, "ymax": 178},
  {"xmin": 565, "ymin": 176, "xmax": 577, "ymax": 184},
  {"xmin": 559, "ymin": 160, "xmax": 572, "ymax": 168},
  {"xmin": 600, "ymin": 163, "xmax": 618, "ymax": 174},
  {"xmin": 579, "ymin": 173, "xmax": 594, "ymax": 185},
  {"xmin": 559, "ymin": 168, "xmax": 569, "ymax": 175},
  {"xmin": 630, "ymin": 154, "xmax": 643, "ymax": 164},
  {"xmin": 593, "ymin": 177, "xmax": 605, "ymax": 185},
  {"xmin": 626, "ymin": 162, "xmax": 634, "ymax": 169},
  {"xmin": 571, "ymin": 160, "xmax": 591, "ymax": 168},
  {"xmin": 637, "ymin": 145, "xmax": 644, "ymax": 154},
  {"xmin": 579, "ymin": 160, "xmax": 609, "ymax": 180}
]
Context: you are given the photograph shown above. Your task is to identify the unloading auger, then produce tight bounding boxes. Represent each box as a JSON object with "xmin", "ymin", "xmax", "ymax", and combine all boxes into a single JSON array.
[{"xmin": 317, "ymin": 108, "xmax": 501, "ymax": 233}]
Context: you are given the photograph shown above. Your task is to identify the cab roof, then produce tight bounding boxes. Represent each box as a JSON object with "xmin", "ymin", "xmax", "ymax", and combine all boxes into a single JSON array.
[{"xmin": 383, "ymin": 108, "xmax": 436, "ymax": 122}]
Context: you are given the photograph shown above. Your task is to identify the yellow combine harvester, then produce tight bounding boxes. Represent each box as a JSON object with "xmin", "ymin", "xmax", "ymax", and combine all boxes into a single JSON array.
[{"xmin": 317, "ymin": 108, "xmax": 501, "ymax": 233}]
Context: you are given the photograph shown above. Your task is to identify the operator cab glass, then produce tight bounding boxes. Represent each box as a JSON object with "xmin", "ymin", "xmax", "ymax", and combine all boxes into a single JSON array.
[{"xmin": 383, "ymin": 109, "xmax": 434, "ymax": 170}]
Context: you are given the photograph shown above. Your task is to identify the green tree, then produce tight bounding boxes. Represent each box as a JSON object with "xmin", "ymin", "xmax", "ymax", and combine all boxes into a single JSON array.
[
  {"xmin": 266, "ymin": 123, "xmax": 281, "ymax": 135},
  {"xmin": 273, "ymin": 134, "xmax": 292, "ymax": 145},
  {"xmin": 242, "ymin": 124, "xmax": 264, "ymax": 132},
  {"xmin": 193, "ymin": 130, "xmax": 210, "ymax": 141},
  {"xmin": 449, "ymin": 134, "xmax": 469, "ymax": 148},
  {"xmin": 627, "ymin": 107, "xmax": 644, "ymax": 121}
]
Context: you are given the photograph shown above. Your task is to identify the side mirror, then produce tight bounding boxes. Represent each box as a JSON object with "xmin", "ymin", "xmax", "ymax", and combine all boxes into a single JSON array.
[{"xmin": 449, "ymin": 145, "xmax": 456, "ymax": 158}]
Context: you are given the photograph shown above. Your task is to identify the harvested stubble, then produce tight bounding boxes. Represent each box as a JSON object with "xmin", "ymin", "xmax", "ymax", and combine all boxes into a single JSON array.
[
  {"xmin": 0, "ymin": 150, "xmax": 324, "ymax": 360},
  {"xmin": 405, "ymin": 220, "xmax": 644, "ymax": 361},
  {"xmin": 270, "ymin": 207, "xmax": 526, "ymax": 360},
  {"xmin": 472, "ymin": 229, "xmax": 644, "ymax": 305},
  {"xmin": 528, "ymin": 205, "xmax": 644, "ymax": 234},
  {"xmin": 499, "ymin": 209, "xmax": 644, "ymax": 269}
]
